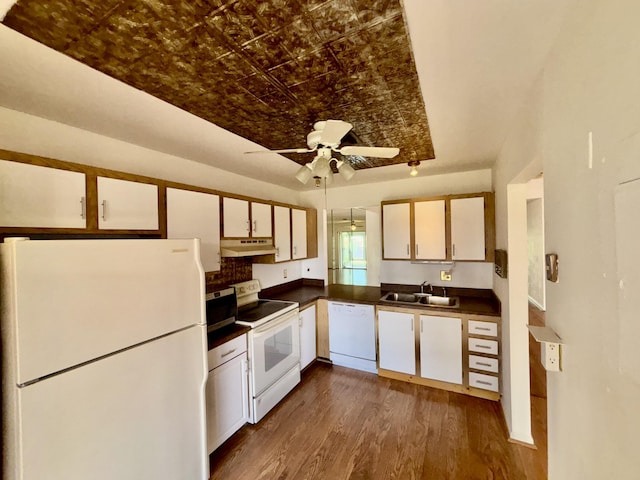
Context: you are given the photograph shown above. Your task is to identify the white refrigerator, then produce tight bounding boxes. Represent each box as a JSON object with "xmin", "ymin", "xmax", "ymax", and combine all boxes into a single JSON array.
[{"xmin": 1, "ymin": 238, "xmax": 209, "ymax": 480}]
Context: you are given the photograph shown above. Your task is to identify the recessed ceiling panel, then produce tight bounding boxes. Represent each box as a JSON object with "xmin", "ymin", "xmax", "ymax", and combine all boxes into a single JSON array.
[{"xmin": 3, "ymin": 0, "xmax": 435, "ymax": 170}]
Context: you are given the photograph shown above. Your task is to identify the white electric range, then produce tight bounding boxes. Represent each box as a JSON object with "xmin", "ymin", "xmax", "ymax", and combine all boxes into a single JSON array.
[{"xmin": 232, "ymin": 280, "xmax": 300, "ymax": 423}]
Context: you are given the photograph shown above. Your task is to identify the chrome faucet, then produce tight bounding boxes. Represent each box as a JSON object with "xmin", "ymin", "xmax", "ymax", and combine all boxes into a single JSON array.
[{"xmin": 420, "ymin": 281, "xmax": 432, "ymax": 294}]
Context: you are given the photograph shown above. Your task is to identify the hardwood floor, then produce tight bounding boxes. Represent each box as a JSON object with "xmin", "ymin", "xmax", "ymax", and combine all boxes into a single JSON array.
[{"xmin": 209, "ymin": 364, "xmax": 547, "ymax": 480}]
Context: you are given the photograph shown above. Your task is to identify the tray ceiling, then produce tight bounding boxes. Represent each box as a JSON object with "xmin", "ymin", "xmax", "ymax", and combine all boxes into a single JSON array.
[{"xmin": 2, "ymin": 0, "xmax": 435, "ymax": 171}]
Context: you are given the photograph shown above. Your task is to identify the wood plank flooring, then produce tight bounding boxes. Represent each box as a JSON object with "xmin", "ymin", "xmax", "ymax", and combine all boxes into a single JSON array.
[{"xmin": 209, "ymin": 364, "xmax": 547, "ymax": 480}]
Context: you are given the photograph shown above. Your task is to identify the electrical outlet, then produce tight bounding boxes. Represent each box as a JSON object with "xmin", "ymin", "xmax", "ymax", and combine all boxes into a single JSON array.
[
  {"xmin": 283, "ymin": 269, "xmax": 288, "ymax": 279},
  {"xmin": 542, "ymin": 342, "xmax": 561, "ymax": 371},
  {"xmin": 440, "ymin": 270, "xmax": 452, "ymax": 281}
]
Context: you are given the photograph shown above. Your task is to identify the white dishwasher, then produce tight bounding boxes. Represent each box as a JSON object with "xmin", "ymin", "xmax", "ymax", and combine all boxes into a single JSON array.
[{"xmin": 328, "ymin": 301, "xmax": 377, "ymax": 373}]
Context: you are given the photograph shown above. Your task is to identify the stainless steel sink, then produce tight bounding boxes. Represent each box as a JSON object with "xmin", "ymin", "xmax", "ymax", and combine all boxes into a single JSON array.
[
  {"xmin": 380, "ymin": 292, "xmax": 460, "ymax": 308},
  {"xmin": 381, "ymin": 292, "xmax": 421, "ymax": 303},
  {"xmin": 419, "ymin": 295, "xmax": 459, "ymax": 307}
]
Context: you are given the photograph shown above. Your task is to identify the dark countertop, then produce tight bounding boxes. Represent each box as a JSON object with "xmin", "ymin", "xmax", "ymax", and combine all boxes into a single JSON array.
[
  {"xmin": 207, "ymin": 323, "xmax": 251, "ymax": 350},
  {"xmin": 262, "ymin": 280, "xmax": 501, "ymax": 317}
]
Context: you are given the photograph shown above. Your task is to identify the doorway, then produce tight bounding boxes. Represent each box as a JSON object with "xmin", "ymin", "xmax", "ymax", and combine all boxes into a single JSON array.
[{"xmin": 328, "ymin": 208, "xmax": 367, "ymax": 286}]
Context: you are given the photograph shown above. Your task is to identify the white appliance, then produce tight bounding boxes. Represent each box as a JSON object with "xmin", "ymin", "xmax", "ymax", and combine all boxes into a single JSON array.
[
  {"xmin": 1, "ymin": 238, "xmax": 209, "ymax": 480},
  {"xmin": 233, "ymin": 280, "xmax": 300, "ymax": 424},
  {"xmin": 328, "ymin": 301, "xmax": 377, "ymax": 373}
]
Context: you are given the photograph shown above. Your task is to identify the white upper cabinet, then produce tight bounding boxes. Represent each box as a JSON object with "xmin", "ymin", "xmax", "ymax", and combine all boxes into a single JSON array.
[
  {"xmin": 0, "ymin": 160, "xmax": 87, "ymax": 229},
  {"xmin": 273, "ymin": 206, "xmax": 291, "ymax": 262},
  {"xmin": 222, "ymin": 197, "xmax": 250, "ymax": 238},
  {"xmin": 97, "ymin": 177, "xmax": 158, "ymax": 230},
  {"xmin": 450, "ymin": 196, "xmax": 485, "ymax": 260},
  {"xmin": 419, "ymin": 314, "xmax": 463, "ymax": 385},
  {"xmin": 414, "ymin": 200, "xmax": 446, "ymax": 260},
  {"xmin": 251, "ymin": 202, "xmax": 272, "ymax": 237},
  {"xmin": 382, "ymin": 202, "xmax": 411, "ymax": 259},
  {"xmin": 378, "ymin": 310, "xmax": 416, "ymax": 375},
  {"xmin": 167, "ymin": 188, "xmax": 220, "ymax": 272},
  {"xmin": 291, "ymin": 208, "xmax": 307, "ymax": 260}
]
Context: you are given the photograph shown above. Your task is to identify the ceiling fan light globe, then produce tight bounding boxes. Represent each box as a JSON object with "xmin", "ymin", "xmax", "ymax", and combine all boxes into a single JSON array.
[
  {"xmin": 295, "ymin": 164, "xmax": 313, "ymax": 184},
  {"xmin": 313, "ymin": 157, "xmax": 331, "ymax": 177},
  {"xmin": 337, "ymin": 161, "xmax": 356, "ymax": 181}
]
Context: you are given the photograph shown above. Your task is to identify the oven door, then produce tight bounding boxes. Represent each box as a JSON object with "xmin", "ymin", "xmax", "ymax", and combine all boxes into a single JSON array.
[{"xmin": 249, "ymin": 309, "xmax": 300, "ymax": 397}]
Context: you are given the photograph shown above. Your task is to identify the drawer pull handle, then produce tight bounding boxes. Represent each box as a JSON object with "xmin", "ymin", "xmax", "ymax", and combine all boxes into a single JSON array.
[
  {"xmin": 477, "ymin": 362, "xmax": 492, "ymax": 367},
  {"xmin": 221, "ymin": 348, "xmax": 237, "ymax": 358},
  {"xmin": 476, "ymin": 327, "xmax": 491, "ymax": 331},
  {"xmin": 477, "ymin": 380, "xmax": 493, "ymax": 386},
  {"xmin": 476, "ymin": 345, "xmax": 492, "ymax": 349}
]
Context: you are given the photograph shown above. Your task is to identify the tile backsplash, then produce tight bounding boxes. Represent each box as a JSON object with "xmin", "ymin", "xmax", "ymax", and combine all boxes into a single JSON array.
[{"xmin": 205, "ymin": 257, "xmax": 252, "ymax": 292}]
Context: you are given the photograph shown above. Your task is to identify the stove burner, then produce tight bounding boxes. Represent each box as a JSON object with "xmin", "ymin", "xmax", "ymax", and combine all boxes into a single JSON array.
[{"xmin": 237, "ymin": 300, "xmax": 295, "ymax": 324}]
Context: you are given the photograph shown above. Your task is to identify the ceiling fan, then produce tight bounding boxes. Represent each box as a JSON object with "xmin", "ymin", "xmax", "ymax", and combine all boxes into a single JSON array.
[{"xmin": 244, "ymin": 120, "xmax": 400, "ymax": 184}]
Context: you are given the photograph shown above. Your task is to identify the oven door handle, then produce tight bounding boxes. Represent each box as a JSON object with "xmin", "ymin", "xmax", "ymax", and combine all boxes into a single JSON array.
[{"xmin": 252, "ymin": 309, "xmax": 299, "ymax": 335}]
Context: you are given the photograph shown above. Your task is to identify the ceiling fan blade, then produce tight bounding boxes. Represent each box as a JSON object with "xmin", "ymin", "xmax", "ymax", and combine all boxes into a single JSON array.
[
  {"xmin": 244, "ymin": 148, "xmax": 313, "ymax": 154},
  {"xmin": 319, "ymin": 120, "xmax": 353, "ymax": 146},
  {"xmin": 338, "ymin": 146, "xmax": 400, "ymax": 158}
]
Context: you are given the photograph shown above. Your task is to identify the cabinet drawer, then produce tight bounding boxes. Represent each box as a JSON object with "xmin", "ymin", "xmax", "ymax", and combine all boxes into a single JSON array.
[
  {"xmin": 468, "ymin": 337, "xmax": 498, "ymax": 355},
  {"xmin": 468, "ymin": 320, "xmax": 497, "ymax": 337},
  {"xmin": 208, "ymin": 334, "xmax": 247, "ymax": 370},
  {"xmin": 469, "ymin": 355, "xmax": 499, "ymax": 373},
  {"xmin": 469, "ymin": 372, "xmax": 499, "ymax": 392}
]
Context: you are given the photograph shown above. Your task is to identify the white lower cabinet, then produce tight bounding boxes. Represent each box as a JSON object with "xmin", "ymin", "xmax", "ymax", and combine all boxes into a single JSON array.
[
  {"xmin": 419, "ymin": 315, "xmax": 463, "ymax": 385},
  {"xmin": 378, "ymin": 310, "xmax": 415, "ymax": 375},
  {"xmin": 206, "ymin": 334, "xmax": 249, "ymax": 454},
  {"xmin": 377, "ymin": 308, "xmax": 500, "ymax": 399},
  {"xmin": 299, "ymin": 304, "xmax": 317, "ymax": 370}
]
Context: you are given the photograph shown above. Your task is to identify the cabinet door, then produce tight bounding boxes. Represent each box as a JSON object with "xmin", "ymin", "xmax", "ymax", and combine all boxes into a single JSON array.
[
  {"xmin": 419, "ymin": 315, "xmax": 462, "ymax": 384},
  {"xmin": 291, "ymin": 208, "xmax": 307, "ymax": 260},
  {"xmin": 273, "ymin": 205, "xmax": 291, "ymax": 262},
  {"xmin": 206, "ymin": 352, "xmax": 249, "ymax": 454},
  {"xmin": 167, "ymin": 188, "xmax": 220, "ymax": 272},
  {"xmin": 382, "ymin": 202, "xmax": 411, "ymax": 259},
  {"xmin": 251, "ymin": 202, "xmax": 272, "ymax": 237},
  {"xmin": 450, "ymin": 196, "xmax": 485, "ymax": 260},
  {"xmin": 378, "ymin": 310, "xmax": 416, "ymax": 375},
  {"xmin": 299, "ymin": 304, "xmax": 317, "ymax": 370},
  {"xmin": 222, "ymin": 197, "xmax": 250, "ymax": 238},
  {"xmin": 0, "ymin": 160, "xmax": 86, "ymax": 228},
  {"xmin": 414, "ymin": 200, "xmax": 446, "ymax": 260},
  {"xmin": 97, "ymin": 177, "xmax": 158, "ymax": 230}
]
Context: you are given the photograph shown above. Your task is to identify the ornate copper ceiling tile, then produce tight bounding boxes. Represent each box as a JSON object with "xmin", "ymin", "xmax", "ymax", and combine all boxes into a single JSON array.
[
  {"xmin": 253, "ymin": 0, "xmax": 304, "ymax": 31},
  {"xmin": 3, "ymin": 0, "xmax": 121, "ymax": 50},
  {"xmin": 3, "ymin": 0, "xmax": 436, "ymax": 170},
  {"xmin": 309, "ymin": 0, "xmax": 361, "ymax": 43},
  {"xmin": 277, "ymin": 17, "xmax": 323, "ymax": 60},
  {"xmin": 351, "ymin": 0, "xmax": 403, "ymax": 25},
  {"xmin": 207, "ymin": 0, "xmax": 266, "ymax": 47}
]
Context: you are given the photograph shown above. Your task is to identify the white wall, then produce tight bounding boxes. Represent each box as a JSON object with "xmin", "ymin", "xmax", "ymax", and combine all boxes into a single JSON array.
[
  {"xmin": 492, "ymin": 70, "xmax": 544, "ymax": 444},
  {"xmin": 527, "ymin": 197, "xmax": 545, "ymax": 309},
  {"xmin": 0, "ymin": 107, "xmax": 298, "ymax": 203},
  {"xmin": 300, "ymin": 169, "xmax": 493, "ymax": 287},
  {"xmin": 494, "ymin": 0, "xmax": 640, "ymax": 477}
]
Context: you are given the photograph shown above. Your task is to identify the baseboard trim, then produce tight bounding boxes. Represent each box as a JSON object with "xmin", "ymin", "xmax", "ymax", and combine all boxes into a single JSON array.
[{"xmin": 499, "ymin": 399, "xmax": 537, "ymax": 448}]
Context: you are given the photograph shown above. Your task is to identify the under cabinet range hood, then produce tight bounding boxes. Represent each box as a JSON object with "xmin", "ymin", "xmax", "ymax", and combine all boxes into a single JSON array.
[{"xmin": 220, "ymin": 239, "xmax": 276, "ymax": 257}]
